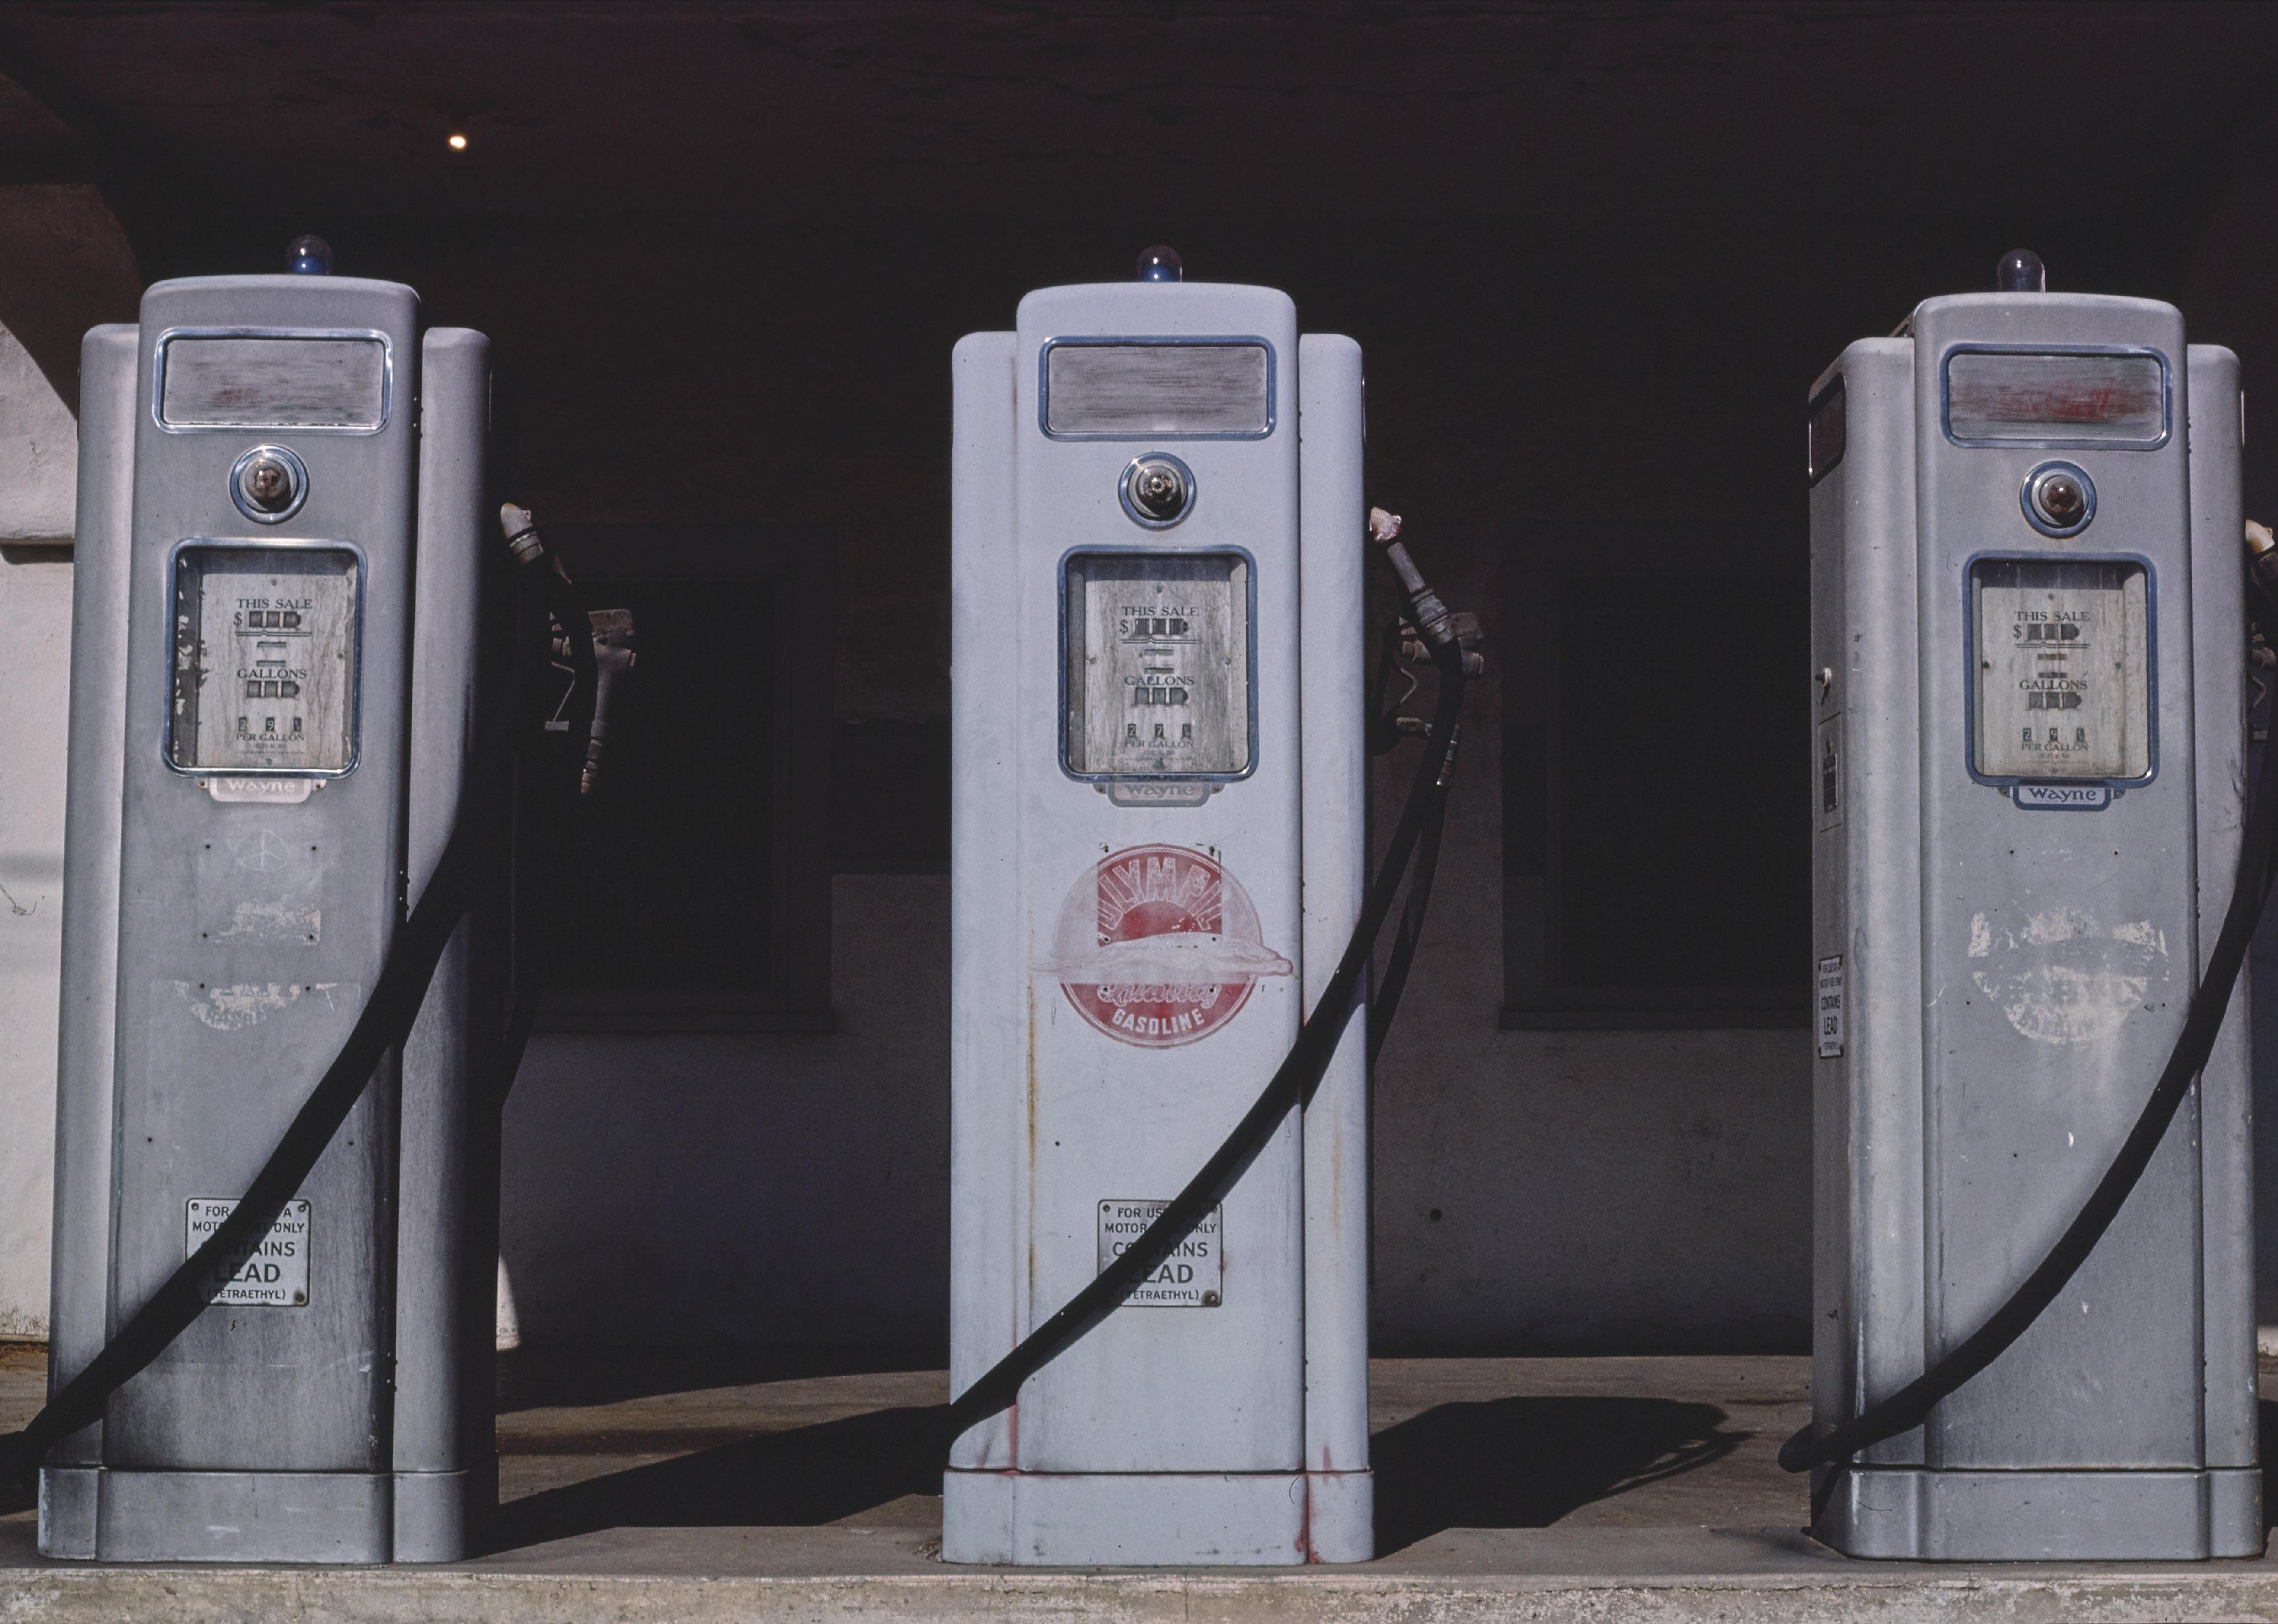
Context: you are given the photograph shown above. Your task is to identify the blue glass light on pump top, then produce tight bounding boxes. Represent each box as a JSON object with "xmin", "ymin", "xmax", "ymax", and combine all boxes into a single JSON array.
[
  {"xmin": 288, "ymin": 234, "xmax": 333, "ymax": 275},
  {"xmin": 1137, "ymin": 244, "xmax": 1183, "ymax": 282}
]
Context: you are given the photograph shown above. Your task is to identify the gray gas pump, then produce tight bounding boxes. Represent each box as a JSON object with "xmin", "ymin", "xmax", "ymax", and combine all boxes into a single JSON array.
[
  {"xmin": 38, "ymin": 246, "xmax": 497, "ymax": 1563},
  {"xmin": 943, "ymin": 250, "xmax": 1373, "ymax": 1565},
  {"xmin": 1802, "ymin": 251, "xmax": 2257, "ymax": 1558}
]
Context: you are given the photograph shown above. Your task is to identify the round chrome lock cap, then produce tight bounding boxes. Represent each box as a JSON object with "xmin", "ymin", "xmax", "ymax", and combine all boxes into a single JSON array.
[
  {"xmin": 2022, "ymin": 460, "xmax": 2094, "ymax": 537},
  {"xmin": 230, "ymin": 444, "xmax": 309, "ymax": 524},
  {"xmin": 1120, "ymin": 452, "xmax": 1195, "ymax": 528}
]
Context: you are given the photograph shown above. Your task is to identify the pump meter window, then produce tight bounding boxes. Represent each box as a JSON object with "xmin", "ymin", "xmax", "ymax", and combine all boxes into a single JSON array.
[
  {"xmin": 1970, "ymin": 558, "xmax": 2151, "ymax": 782},
  {"xmin": 1064, "ymin": 552, "xmax": 1252, "ymax": 778},
  {"xmin": 169, "ymin": 545, "xmax": 360, "ymax": 774}
]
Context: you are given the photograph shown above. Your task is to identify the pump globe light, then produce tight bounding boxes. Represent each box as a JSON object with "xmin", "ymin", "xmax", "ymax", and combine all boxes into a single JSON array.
[
  {"xmin": 287, "ymin": 234, "xmax": 333, "ymax": 275},
  {"xmin": 1996, "ymin": 247, "xmax": 2046, "ymax": 292},
  {"xmin": 1136, "ymin": 244, "xmax": 1182, "ymax": 282}
]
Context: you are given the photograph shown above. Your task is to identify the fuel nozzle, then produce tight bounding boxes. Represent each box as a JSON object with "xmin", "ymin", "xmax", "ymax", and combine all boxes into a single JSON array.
[
  {"xmin": 2247, "ymin": 521, "xmax": 2278, "ymax": 643},
  {"xmin": 1368, "ymin": 509, "xmax": 1483, "ymax": 759},
  {"xmin": 1368, "ymin": 508, "xmax": 1482, "ymax": 675},
  {"xmin": 580, "ymin": 609, "xmax": 637, "ymax": 797},
  {"xmin": 498, "ymin": 503, "xmax": 637, "ymax": 795},
  {"xmin": 1368, "ymin": 508, "xmax": 1453, "ymax": 650}
]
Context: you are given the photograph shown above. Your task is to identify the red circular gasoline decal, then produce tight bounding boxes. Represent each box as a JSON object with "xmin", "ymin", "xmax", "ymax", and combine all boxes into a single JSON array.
[{"xmin": 1044, "ymin": 844, "xmax": 1293, "ymax": 1048}]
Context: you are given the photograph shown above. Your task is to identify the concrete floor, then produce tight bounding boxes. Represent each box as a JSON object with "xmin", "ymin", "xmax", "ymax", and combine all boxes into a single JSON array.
[
  {"xmin": 479, "ymin": 1344, "xmax": 1811, "ymax": 1548},
  {"xmin": 6, "ymin": 1343, "xmax": 2278, "ymax": 1621}
]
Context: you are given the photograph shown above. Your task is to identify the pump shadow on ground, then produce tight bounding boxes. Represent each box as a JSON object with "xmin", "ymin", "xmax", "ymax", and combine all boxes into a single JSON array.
[
  {"xmin": 489, "ymin": 1403, "xmax": 946, "ymax": 1551},
  {"xmin": 489, "ymin": 1394, "xmax": 1746, "ymax": 1556},
  {"xmin": 1371, "ymin": 1396, "xmax": 1744, "ymax": 1552},
  {"xmin": 492, "ymin": 1344, "xmax": 947, "ymax": 1414}
]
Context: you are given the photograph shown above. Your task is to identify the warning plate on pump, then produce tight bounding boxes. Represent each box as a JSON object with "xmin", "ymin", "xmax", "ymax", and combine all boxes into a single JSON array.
[
  {"xmin": 187, "ymin": 1198, "xmax": 310, "ymax": 1307},
  {"xmin": 1098, "ymin": 1199, "xmax": 1222, "ymax": 1307}
]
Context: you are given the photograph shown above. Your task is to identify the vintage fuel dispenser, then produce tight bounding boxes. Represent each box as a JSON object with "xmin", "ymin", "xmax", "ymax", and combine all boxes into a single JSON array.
[
  {"xmin": 943, "ymin": 249, "xmax": 1376, "ymax": 1564},
  {"xmin": 1798, "ymin": 251, "xmax": 2258, "ymax": 1558},
  {"xmin": 34, "ymin": 243, "xmax": 499, "ymax": 1562}
]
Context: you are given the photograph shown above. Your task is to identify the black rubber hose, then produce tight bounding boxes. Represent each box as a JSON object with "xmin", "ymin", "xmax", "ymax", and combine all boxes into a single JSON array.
[
  {"xmin": 1780, "ymin": 581, "xmax": 2278, "ymax": 1476},
  {"xmin": 489, "ymin": 561, "xmax": 592, "ymax": 1108},
  {"xmin": 1370, "ymin": 729, "xmax": 1453, "ymax": 1068},
  {"xmin": 1, "ymin": 787, "xmax": 487, "ymax": 1485},
  {"xmin": 936, "ymin": 636, "xmax": 1468, "ymax": 1454},
  {"xmin": 1368, "ymin": 619, "xmax": 1405, "ymax": 757}
]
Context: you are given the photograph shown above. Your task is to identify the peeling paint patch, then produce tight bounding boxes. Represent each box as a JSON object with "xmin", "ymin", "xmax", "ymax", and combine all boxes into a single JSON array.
[
  {"xmin": 174, "ymin": 980, "xmax": 337, "ymax": 1031},
  {"xmin": 1966, "ymin": 908, "xmax": 2166, "ymax": 1046},
  {"xmin": 2109, "ymin": 919, "xmax": 2166, "ymax": 951},
  {"xmin": 211, "ymin": 901, "xmax": 321, "ymax": 944}
]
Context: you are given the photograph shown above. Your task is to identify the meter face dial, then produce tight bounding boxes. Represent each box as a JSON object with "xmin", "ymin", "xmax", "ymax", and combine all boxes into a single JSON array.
[
  {"xmin": 1063, "ymin": 551, "xmax": 1253, "ymax": 780},
  {"xmin": 169, "ymin": 544, "xmax": 361, "ymax": 774},
  {"xmin": 1970, "ymin": 557, "xmax": 2151, "ymax": 782}
]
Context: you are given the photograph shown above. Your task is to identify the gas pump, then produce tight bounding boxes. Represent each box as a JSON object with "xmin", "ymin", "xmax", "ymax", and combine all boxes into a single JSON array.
[
  {"xmin": 942, "ymin": 248, "xmax": 1467, "ymax": 1566},
  {"xmin": 28, "ymin": 240, "xmax": 502, "ymax": 1563},
  {"xmin": 1794, "ymin": 250, "xmax": 2260, "ymax": 1558}
]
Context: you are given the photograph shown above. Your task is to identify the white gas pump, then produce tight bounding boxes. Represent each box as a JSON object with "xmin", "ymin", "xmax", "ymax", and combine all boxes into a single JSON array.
[
  {"xmin": 27, "ymin": 239, "xmax": 499, "ymax": 1564},
  {"xmin": 1792, "ymin": 249, "xmax": 2261, "ymax": 1559},
  {"xmin": 942, "ymin": 248, "xmax": 1388, "ymax": 1565}
]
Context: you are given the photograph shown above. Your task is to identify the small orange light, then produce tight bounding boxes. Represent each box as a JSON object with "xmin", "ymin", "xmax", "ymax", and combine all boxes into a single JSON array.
[{"xmin": 447, "ymin": 133, "xmax": 468, "ymax": 151}]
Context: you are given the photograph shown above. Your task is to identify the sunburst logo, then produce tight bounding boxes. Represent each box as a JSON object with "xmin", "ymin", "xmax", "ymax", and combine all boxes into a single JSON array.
[{"xmin": 1040, "ymin": 844, "xmax": 1291, "ymax": 1048}]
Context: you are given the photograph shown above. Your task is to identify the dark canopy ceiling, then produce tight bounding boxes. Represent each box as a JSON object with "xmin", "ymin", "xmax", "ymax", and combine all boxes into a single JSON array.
[
  {"xmin": 3, "ymin": 1, "xmax": 2276, "ymax": 263},
  {"xmin": 4, "ymin": 3, "xmax": 2278, "ymax": 708}
]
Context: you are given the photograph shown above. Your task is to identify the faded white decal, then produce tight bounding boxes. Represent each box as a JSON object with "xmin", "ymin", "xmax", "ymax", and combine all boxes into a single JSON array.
[
  {"xmin": 1967, "ymin": 907, "xmax": 2167, "ymax": 1046},
  {"xmin": 176, "ymin": 981, "xmax": 337, "ymax": 1031},
  {"xmin": 210, "ymin": 901, "xmax": 322, "ymax": 945}
]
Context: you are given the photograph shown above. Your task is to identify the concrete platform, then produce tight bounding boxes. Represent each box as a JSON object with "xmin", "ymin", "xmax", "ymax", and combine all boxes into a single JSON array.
[{"xmin": 5, "ymin": 1343, "xmax": 2278, "ymax": 1621}]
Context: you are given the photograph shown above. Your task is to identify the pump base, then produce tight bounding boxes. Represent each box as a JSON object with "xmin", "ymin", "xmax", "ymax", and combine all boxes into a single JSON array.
[
  {"xmin": 38, "ymin": 1464, "xmax": 492, "ymax": 1563},
  {"xmin": 1815, "ymin": 1465, "xmax": 2263, "ymax": 1560},
  {"xmin": 942, "ymin": 1467, "xmax": 1373, "ymax": 1565}
]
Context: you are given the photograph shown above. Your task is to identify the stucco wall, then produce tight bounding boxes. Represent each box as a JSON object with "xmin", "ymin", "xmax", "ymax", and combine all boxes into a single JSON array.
[
  {"xmin": 0, "ymin": 317, "xmax": 78, "ymax": 1339},
  {"xmin": 1368, "ymin": 672, "xmax": 1811, "ymax": 1354},
  {"xmin": 502, "ymin": 772, "xmax": 1812, "ymax": 1354},
  {"xmin": 500, "ymin": 875, "xmax": 954, "ymax": 1347}
]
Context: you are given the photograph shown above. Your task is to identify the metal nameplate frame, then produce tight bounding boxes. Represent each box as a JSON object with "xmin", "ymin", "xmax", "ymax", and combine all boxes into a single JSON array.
[
  {"xmin": 1939, "ymin": 342, "xmax": 2172, "ymax": 452},
  {"xmin": 1037, "ymin": 335, "xmax": 1277, "ymax": 442},
  {"xmin": 151, "ymin": 326, "xmax": 396, "ymax": 435}
]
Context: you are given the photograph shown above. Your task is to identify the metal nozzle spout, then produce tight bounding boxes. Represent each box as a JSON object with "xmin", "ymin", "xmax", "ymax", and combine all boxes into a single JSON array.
[{"xmin": 1368, "ymin": 506, "xmax": 1459, "ymax": 654}]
